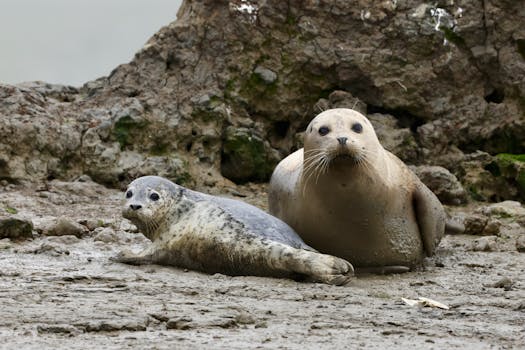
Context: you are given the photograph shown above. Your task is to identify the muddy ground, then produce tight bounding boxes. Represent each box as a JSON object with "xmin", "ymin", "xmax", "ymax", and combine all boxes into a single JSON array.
[{"xmin": 0, "ymin": 179, "xmax": 524, "ymax": 349}]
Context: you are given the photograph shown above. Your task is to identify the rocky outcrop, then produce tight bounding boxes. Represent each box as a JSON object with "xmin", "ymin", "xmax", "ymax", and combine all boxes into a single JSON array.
[
  {"xmin": 0, "ymin": 1, "xmax": 524, "ymax": 199},
  {"xmin": 412, "ymin": 165, "xmax": 468, "ymax": 205}
]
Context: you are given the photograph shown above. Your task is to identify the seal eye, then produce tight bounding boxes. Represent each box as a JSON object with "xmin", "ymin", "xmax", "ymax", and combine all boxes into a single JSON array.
[
  {"xmin": 319, "ymin": 126, "xmax": 330, "ymax": 136},
  {"xmin": 125, "ymin": 190, "xmax": 133, "ymax": 199},
  {"xmin": 150, "ymin": 192, "xmax": 160, "ymax": 201},
  {"xmin": 351, "ymin": 123, "xmax": 363, "ymax": 133}
]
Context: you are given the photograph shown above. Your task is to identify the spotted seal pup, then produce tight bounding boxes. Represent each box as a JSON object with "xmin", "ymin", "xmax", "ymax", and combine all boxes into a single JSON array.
[
  {"xmin": 114, "ymin": 176, "xmax": 353, "ymax": 285},
  {"xmin": 269, "ymin": 108, "xmax": 446, "ymax": 272}
]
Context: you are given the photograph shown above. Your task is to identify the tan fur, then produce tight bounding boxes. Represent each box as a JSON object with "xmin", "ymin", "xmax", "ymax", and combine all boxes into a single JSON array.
[{"xmin": 269, "ymin": 109, "xmax": 445, "ymax": 269}]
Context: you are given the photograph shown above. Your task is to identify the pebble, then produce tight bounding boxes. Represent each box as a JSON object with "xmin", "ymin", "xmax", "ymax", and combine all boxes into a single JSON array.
[
  {"xmin": 471, "ymin": 236, "xmax": 497, "ymax": 252},
  {"xmin": 44, "ymin": 216, "xmax": 89, "ymax": 238},
  {"xmin": 166, "ymin": 317, "xmax": 193, "ymax": 330},
  {"xmin": 94, "ymin": 227, "xmax": 118, "ymax": 243},
  {"xmin": 516, "ymin": 235, "xmax": 525, "ymax": 253}
]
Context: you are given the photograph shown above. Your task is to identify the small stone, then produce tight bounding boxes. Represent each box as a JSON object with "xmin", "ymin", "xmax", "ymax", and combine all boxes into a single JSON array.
[
  {"xmin": 37, "ymin": 324, "xmax": 80, "ymax": 335},
  {"xmin": 0, "ymin": 238, "xmax": 12, "ymax": 249},
  {"xmin": 44, "ymin": 216, "xmax": 89, "ymax": 238},
  {"xmin": 489, "ymin": 277, "xmax": 514, "ymax": 291},
  {"xmin": 471, "ymin": 236, "xmax": 497, "ymax": 252},
  {"xmin": 482, "ymin": 219, "xmax": 501, "ymax": 236},
  {"xmin": 463, "ymin": 214, "xmax": 488, "ymax": 235},
  {"xmin": 166, "ymin": 317, "xmax": 193, "ymax": 330},
  {"xmin": 81, "ymin": 219, "xmax": 105, "ymax": 231},
  {"xmin": 235, "ymin": 311, "xmax": 256, "ymax": 325},
  {"xmin": 75, "ymin": 175, "xmax": 92, "ymax": 182},
  {"xmin": 516, "ymin": 236, "xmax": 525, "ymax": 253},
  {"xmin": 254, "ymin": 66, "xmax": 277, "ymax": 84},
  {"xmin": 0, "ymin": 216, "xmax": 33, "ymax": 240},
  {"xmin": 94, "ymin": 227, "xmax": 118, "ymax": 243},
  {"xmin": 0, "ymin": 180, "xmax": 8, "ymax": 186}
]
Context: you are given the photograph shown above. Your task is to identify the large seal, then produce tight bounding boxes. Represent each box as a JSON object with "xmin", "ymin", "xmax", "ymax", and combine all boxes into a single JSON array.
[
  {"xmin": 115, "ymin": 176, "xmax": 353, "ymax": 285},
  {"xmin": 269, "ymin": 108, "xmax": 445, "ymax": 271}
]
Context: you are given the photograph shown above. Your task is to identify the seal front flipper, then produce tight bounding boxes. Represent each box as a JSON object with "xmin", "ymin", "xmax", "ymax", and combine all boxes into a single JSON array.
[
  {"xmin": 112, "ymin": 245, "xmax": 162, "ymax": 265},
  {"xmin": 412, "ymin": 182, "xmax": 446, "ymax": 256}
]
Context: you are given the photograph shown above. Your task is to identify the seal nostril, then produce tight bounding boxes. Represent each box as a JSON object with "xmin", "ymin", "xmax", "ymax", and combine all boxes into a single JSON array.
[
  {"xmin": 130, "ymin": 204, "xmax": 142, "ymax": 211},
  {"xmin": 337, "ymin": 137, "xmax": 348, "ymax": 145}
]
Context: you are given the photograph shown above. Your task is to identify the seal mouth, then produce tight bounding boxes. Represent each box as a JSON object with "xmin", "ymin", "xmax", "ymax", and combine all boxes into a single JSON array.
[{"xmin": 330, "ymin": 153, "xmax": 359, "ymax": 165}]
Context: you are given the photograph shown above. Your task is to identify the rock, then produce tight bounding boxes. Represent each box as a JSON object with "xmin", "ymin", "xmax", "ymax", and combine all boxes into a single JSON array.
[
  {"xmin": 0, "ymin": 216, "xmax": 33, "ymax": 240},
  {"xmin": 81, "ymin": 219, "xmax": 105, "ymax": 231},
  {"xmin": 37, "ymin": 324, "xmax": 81, "ymax": 335},
  {"xmin": 44, "ymin": 216, "xmax": 89, "ymax": 238},
  {"xmin": 480, "ymin": 201, "xmax": 525, "ymax": 219},
  {"xmin": 483, "ymin": 219, "xmax": 501, "ymax": 236},
  {"xmin": 471, "ymin": 236, "xmax": 498, "ymax": 252},
  {"xmin": 463, "ymin": 213, "xmax": 489, "ymax": 236},
  {"xmin": 254, "ymin": 66, "xmax": 277, "ymax": 84},
  {"xmin": 93, "ymin": 227, "xmax": 118, "ymax": 243},
  {"xmin": 220, "ymin": 127, "xmax": 279, "ymax": 183},
  {"xmin": 235, "ymin": 311, "xmax": 256, "ymax": 325},
  {"xmin": 368, "ymin": 113, "xmax": 418, "ymax": 163},
  {"xmin": 516, "ymin": 236, "xmax": 525, "ymax": 253},
  {"xmin": 166, "ymin": 317, "xmax": 193, "ymax": 330},
  {"xmin": 412, "ymin": 166, "xmax": 468, "ymax": 205},
  {"xmin": 321, "ymin": 90, "xmax": 367, "ymax": 115},
  {"xmin": 458, "ymin": 152, "xmax": 525, "ymax": 203},
  {"xmin": 488, "ymin": 277, "xmax": 514, "ymax": 291}
]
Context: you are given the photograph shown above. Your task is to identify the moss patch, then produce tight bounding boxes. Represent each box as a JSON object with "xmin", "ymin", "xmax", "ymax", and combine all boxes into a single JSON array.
[
  {"xmin": 5, "ymin": 206, "xmax": 17, "ymax": 215},
  {"xmin": 113, "ymin": 115, "xmax": 148, "ymax": 149},
  {"xmin": 494, "ymin": 153, "xmax": 525, "ymax": 198},
  {"xmin": 240, "ymin": 72, "xmax": 278, "ymax": 98},
  {"xmin": 150, "ymin": 142, "xmax": 170, "ymax": 156},
  {"xmin": 497, "ymin": 153, "xmax": 525, "ymax": 163},
  {"xmin": 440, "ymin": 27, "xmax": 466, "ymax": 48},
  {"xmin": 221, "ymin": 130, "xmax": 276, "ymax": 183}
]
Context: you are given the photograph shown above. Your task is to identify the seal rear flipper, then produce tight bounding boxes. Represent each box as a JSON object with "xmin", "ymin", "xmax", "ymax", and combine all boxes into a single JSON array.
[
  {"xmin": 285, "ymin": 249, "xmax": 354, "ymax": 286},
  {"xmin": 412, "ymin": 182, "xmax": 446, "ymax": 256}
]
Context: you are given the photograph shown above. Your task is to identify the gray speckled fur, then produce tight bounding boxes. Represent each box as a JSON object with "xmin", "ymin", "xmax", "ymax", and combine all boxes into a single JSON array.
[
  {"xmin": 116, "ymin": 176, "xmax": 353, "ymax": 285},
  {"xmin": 192, "ymin": 192, "xmax": 313, "ymax": 251}
]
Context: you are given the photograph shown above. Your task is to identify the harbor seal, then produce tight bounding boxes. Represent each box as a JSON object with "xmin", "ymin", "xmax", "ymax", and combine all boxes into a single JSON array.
[
  {"xmin": 269, "ymin": 108, "xmax": 445, "ymax": 271},
  {"xmin": 114, "ymin": 176, "xmax": 353, "ymax": 285}
]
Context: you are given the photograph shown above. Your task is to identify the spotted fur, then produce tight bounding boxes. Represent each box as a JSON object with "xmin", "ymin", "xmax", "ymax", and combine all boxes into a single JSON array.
[{"xmin": 116, "ymin": 176, "xmax": 353, "ymax": 285}]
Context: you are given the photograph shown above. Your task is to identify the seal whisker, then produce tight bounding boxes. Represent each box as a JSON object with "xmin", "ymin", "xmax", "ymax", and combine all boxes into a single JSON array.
[{"xmin": 302, "ymin": 153, "xmax": 328, "ymax": 195}]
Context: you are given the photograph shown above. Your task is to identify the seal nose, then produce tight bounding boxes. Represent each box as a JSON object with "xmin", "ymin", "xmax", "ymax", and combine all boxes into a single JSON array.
[
  {"xmin": 337, "ymin": 137, "xmax": 348, "ymax": 145},
  {"xmin": 129, "ymin": 204, "xmax": 142, "ymax": 211}
]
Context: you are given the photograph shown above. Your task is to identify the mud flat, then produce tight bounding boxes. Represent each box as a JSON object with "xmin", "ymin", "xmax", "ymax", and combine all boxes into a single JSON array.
[{"xmin": 0, "ymin": 180, "xmax": 524, "ymax": 349}]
